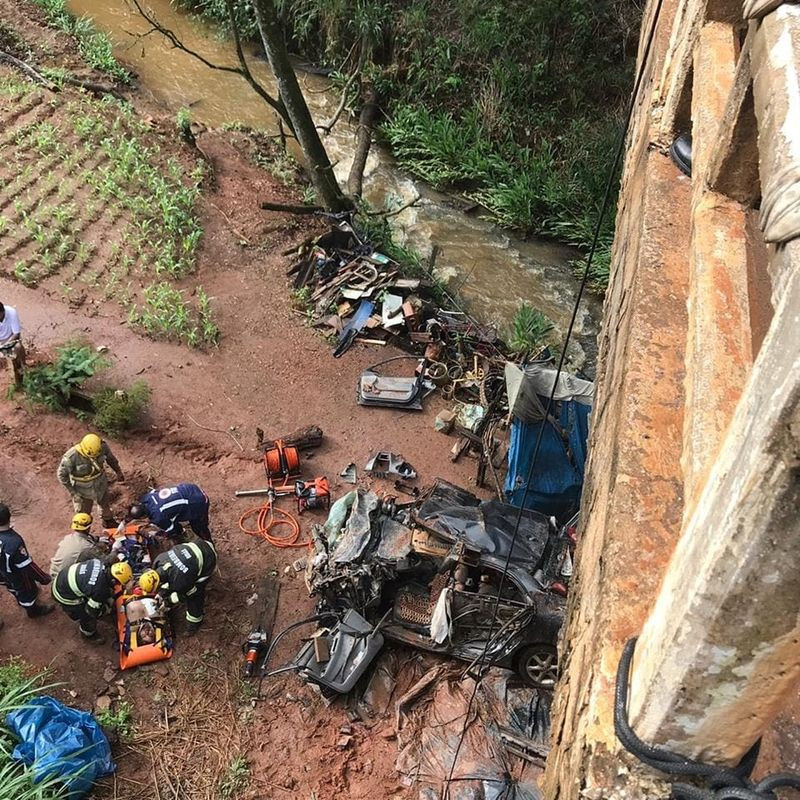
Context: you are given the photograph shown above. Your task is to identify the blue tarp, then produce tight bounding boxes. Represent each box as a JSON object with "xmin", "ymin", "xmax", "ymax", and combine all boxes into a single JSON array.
[
  {"xmin": 504, "ymin": 398, "xmax": 591, "ymax": 519},
  {"xmin": 6, "ymin": 696, "xmax": 116, "ymax": 799}
]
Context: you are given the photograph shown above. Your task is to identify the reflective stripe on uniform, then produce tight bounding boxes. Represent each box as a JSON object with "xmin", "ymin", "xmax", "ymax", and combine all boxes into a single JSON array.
[
  {"xmin": 169, "ymin": 592, "xmax": 180, "ymax": 605},
  {"xmin": 160, "ymin": 498, "xmax": 189, "ymax": 511},
  {"xmin": 52, "ymin": 565, "xmax": 84, "ymax": 606},
  {"xmin": 185, "ymin": 542, "xmax": 204, "ymax": 574},
  {"xmin": 16, "ymin": 557, "xmax": 32, "ymax": 568},
  {"xmin": 186, "ymin": 611, "xmax": 203, "ymax": 623},
  {"xmin": 52, "ymin": 581, "xmax": 81, "ymax": 605}
]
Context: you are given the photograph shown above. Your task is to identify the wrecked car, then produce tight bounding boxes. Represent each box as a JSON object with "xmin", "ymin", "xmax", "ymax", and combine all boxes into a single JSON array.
[{"xmin": 300, "ymin": 480, "xmax": 574, "ymax": 692}]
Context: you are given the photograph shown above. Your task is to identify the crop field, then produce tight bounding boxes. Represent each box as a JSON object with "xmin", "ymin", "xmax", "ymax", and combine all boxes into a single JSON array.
[{"xmin": 0, "ymin": 74, "xmax": 218, "ymax": 346}]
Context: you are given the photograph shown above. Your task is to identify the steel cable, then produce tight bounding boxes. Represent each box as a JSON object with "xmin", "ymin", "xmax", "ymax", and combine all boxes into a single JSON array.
[{"xmin": 441, "ymin": 0, "xmax": 667, "ymax": 795}]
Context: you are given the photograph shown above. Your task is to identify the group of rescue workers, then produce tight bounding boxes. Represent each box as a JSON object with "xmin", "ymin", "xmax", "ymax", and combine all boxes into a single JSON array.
[{"xmin": 0, "ymin": 427, "xmax": 217, "ymax": 645}]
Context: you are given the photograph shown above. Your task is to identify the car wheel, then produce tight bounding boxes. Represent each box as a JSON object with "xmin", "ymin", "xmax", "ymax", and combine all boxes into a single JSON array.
[{"xmin": 515, "ymin": 644, "xmax": 559, "ymax": 689}]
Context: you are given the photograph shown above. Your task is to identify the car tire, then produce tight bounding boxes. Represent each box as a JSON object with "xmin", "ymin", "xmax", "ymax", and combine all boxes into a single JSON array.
[{"xmin": 515, "ymin": 643, "xmax": 559, "ymax": 689}]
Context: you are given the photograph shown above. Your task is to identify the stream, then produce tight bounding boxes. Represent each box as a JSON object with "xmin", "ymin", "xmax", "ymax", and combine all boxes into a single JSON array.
[{"xmin": 67, "ymin": 0, "xmax": 600, "ymax": 372}]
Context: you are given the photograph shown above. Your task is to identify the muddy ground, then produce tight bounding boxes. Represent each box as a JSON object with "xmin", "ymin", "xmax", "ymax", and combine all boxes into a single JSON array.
[{"xmin": 0, "ymin": 4, "xmax": 487, "ymax": 797}]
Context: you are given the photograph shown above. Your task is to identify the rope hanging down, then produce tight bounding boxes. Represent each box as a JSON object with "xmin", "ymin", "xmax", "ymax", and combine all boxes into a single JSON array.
[
  {"xmin": 615, "ymin": 638, "xmax": 800, "ymax": 799},
  {"xmin": 441, "ymin": 0, "xmax": 668, "ymax": 795}
]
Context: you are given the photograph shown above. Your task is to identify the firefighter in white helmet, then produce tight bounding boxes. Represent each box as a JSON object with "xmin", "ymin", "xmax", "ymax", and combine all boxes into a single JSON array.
[{"xmin": 57, "ymin": 434, "xmax": 124, "ymax": 527}]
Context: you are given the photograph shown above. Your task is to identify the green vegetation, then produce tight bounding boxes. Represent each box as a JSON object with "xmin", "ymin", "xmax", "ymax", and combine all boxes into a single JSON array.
[
  {"xmin": 95, "ymin": 701, "xmax": 133, "ymax": 740},
  {"xmin": 14, "ymin": 342, "xmax": 108, "ymax": 411},
  {"xmin": 92, "ymin": 381, "xmax": 151, "ymax": 436},
  {"xmin": 176, "ymin": 106, "xmax": 193, "ymax": 142},
  {"xmin": 0, "ymin": 660, "xmax": 64, "ymax": 800},
  {"xmin": 509, "ymin": 302, "xmax": 554, "ymax": 357},
  {"xmin": 179, "ymin": 0, "xmax": 638, "ymax": 289},
  {"xmin": 217, "ymin": 756, "xmax": 250, "ymax": 799},
  {"xmin": 28, "ymin": 0, "xmax": 130, "ymax": 83},
  {"xmin": 128, "ymin": 282, "xmax": 219, "ymax": 346},
  {"xmin": 13, "ymin": 341, "xmax": 155, "ymax": 433},
  {"xmin": 0, "ymin": 80, "xmax": 216, "ymax": 346}
]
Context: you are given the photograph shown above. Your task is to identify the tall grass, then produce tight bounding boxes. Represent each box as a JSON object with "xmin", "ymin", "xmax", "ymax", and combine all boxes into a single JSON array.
[
  {"xmin": 0, "ymin": 660, "xmax": 64, "ymax": 800},
  {"xmin": 28, "ymin": 0, "xmax": 130, "ymax": 83}
]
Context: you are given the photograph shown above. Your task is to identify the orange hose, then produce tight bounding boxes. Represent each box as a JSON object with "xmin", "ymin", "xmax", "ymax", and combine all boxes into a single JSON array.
[{"xmin": 238, "ymin": 501, "xmax": 308, "ymax": 548}]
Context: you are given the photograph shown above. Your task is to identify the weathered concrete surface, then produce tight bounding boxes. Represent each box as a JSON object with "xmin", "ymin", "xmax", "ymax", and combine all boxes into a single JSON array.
[
  {"xmin": 655, "ymin": 0, "xmax": 743, "ymax": 139},
  {"xmin": 629, "ymin": 260, "xmax": 800, "ymax": 763},
  {"xmin": 751, "ymin": 3, "xmax": 800, "ymax": 249},
  {"xmin": 682, "ymin": 21, "xmax": 754, "ymax": 516},
  {"xmin": 542, "ymin": 1, "xmax": 690, "ymax": 789},
  {"xmin": 706, "ymin": 32, "xmax": 761, "ymax": 205}
]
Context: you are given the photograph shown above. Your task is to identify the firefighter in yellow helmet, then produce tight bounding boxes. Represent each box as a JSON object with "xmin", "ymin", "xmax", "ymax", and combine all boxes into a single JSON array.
[
  {"xmin": 48, "ymin": 513, "xmax": 107, "ymax": 580},
  {"xmin": 57, "ymin": 434, "xmax": 124, "ymax": 527}
]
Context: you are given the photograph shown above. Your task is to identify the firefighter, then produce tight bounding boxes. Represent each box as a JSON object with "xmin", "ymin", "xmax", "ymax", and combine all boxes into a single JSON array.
[
  {"xmin": 129, "ymin": 483, "xmax": 212, "ymax": 542},
  {"xmin": 51, "ymin": 557, "xmax": 116, "ymax": 644},
  {"xmin": 154, "ymin": 538, "xmax": 216, "ymax": 634},
  {"xmin": 58, "ymin": 434, "xmax": 124, "ymax": 527},
  {"xmin": 49, "ymin": 513, "xmax": 107, "ymax": 579},
  {"xmin": 0, "ymin": 504, "xmax": 54, "ymax": 619}
]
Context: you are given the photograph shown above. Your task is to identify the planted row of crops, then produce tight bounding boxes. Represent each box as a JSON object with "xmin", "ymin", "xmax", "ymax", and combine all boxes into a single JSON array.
[{"xmin": 0, "ymin": 76, "xmax": 218, "ymax": 346}]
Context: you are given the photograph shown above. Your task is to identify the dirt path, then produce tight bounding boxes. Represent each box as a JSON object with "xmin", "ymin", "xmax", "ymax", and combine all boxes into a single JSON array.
[{"xmin": 0, "ymin": 45, "xmax": 482, "ymax": 800}]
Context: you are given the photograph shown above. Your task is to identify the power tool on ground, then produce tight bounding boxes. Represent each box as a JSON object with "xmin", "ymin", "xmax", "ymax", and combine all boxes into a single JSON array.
[
  {"xmin": 295, "ymin": 477, "xmax": 331, "ymax": 513},
  {"xmin": 242, "ymin": 627, "xmax": 270, "ymax": 677}
]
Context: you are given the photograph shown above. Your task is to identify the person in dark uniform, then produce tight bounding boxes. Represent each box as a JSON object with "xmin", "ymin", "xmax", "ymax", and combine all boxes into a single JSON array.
[
  {"xmin": 129, "ymin": 483, "xmax": 212, "ymax": 541},
  {"xmin": 51, "ymin": 558, "xmax": 114, "ymax": 644},
  {"xmin": 154, "ymin": 538, "xmax": 216, "ymax": 634},
  {"xmin": 0, "ymin": 503, "xmax": 54, "ymax": 619}
]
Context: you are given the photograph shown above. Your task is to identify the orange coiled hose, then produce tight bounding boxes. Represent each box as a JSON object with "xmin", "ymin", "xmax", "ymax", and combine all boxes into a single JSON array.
[{"xmin": 238, "ymin": 501, "xmax": 308, "ymax": 548}]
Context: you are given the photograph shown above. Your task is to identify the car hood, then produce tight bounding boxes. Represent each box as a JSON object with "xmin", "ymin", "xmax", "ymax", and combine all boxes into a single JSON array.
[{"xmin": 413, "ymin": 480, "xmax": 553, "ymax": 574}]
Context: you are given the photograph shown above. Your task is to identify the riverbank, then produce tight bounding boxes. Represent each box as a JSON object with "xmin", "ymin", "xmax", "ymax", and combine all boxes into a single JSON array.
[
  {"xmin": 175, "ymin": 0, "xmax": 643, "ymax": 291},
  {"xmin": 0, "ymin": 3, "xmax": 478, "ymax": 797},
  {"xmin": 64, "ymin": 0, "xmax": 602, "ymax": 370}
]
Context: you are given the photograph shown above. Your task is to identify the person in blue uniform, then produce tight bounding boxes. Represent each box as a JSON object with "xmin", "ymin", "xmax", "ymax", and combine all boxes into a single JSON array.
[
  {"xmin": 128, "ymin": 483, "xmax": 212, "ymax": 542},
  {"xmin": 0, "ymin": 503, "xmax": 54, "ymax": 619}
]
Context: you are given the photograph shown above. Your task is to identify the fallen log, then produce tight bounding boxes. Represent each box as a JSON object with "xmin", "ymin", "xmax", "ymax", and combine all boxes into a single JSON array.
[
  {"xmin": 260, "ymin": 200, "xmax": 324, "ymax": 215},
  {"xmin": 256, "ymin": 424, "xmax": 323, "ymax": 451},
  {"xmin": 0, "ymin": 49, "xmax": 58, "ymax": 91}
]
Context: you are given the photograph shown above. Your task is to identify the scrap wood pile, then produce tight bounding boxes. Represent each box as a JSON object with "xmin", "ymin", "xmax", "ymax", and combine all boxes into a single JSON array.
[{"xmin": 286, "ymin": 213, "xmax": 533, "ymax": 493}]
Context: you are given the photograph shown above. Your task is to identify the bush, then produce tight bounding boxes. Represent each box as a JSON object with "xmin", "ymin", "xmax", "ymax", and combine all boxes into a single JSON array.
[
  {"xmin": 16, "ymin": 342, "xmax": 108, "ymax": 411},
  {"xmin": 509, "ymin": 303, "xmax": 554, "ymax": 357},
  {"xmin": 92, "ymin": 381, "xmax": 151, "ymax": 436}
]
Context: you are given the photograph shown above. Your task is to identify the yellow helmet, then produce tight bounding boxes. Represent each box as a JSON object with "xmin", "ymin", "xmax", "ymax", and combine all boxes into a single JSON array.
[
  {"xmin": 77, "ymin": 433, "xmax": 102, "ymax": 458},
  {"xmin": 138, "ymin": 569, "xmax": 160, "ymax": 594},
  {"xmin": 71, "ymin": 512, "xmax": 93, "ymax": 532},
  {"xmin": 110, "ymin": 561, "xmax": 133, "ymax": 585}
]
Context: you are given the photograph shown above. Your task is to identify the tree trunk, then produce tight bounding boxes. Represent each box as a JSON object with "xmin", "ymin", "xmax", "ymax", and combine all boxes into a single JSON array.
[
  {"xmin": 347, "ymin": 87, "xmax": 379, "ymax": 198},
  {"xmin": 250, "ymin": 0, "xmax": 351, "ymax": 212}
]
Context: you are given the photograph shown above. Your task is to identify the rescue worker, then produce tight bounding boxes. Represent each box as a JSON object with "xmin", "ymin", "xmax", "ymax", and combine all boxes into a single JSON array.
[
  {"xmin": 134, "ymin": 569, "xmax": 160, "ymax": 597},
  {"xmin": 51, "ymin": 557, "xmax": 115, "ymax": 644},
  {"xmin": 58, "ymin": 433, "xmax": 124, "ymax": 527},
  {"xmin": 0, "ymin": 301, "xmax": 25, "ymax": 389},
  {"xmin": 0, "ymin": 504, "xmax": 54, "ymax": 618},
  {"xmin": 129, "ymin": 483, "xmax": 212, "ymax": 542},
  {"xmin": 49, "ymin": 513, "xmax": 107, "ymax": 579},
  {"xmin": 154, "ymin": 537, "xmax": 216, "ymax": 634}
]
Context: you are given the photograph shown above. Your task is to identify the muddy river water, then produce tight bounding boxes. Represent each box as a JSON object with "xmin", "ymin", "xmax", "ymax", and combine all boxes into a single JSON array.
[{"xmin": 68, "ymin": 0, "xmax": 600, "ymax": 371}]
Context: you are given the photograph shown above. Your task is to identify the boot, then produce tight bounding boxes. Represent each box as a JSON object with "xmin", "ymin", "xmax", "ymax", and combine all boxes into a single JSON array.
[
  {"xmin": 185, "ymin": 620, "xmax": 203, "ymax": 636},
  {"xmin": 27, "ymin": 603, "xmax": 55, "ymax": 618},
  {"xmin": 80, "ymin": 630, "xmax": 106, "ymax": 645}
]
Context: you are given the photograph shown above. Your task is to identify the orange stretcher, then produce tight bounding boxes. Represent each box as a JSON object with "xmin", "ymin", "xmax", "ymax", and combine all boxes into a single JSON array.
[
  {"xmin": 114, "ymin": 593, "xmax": 173, "ymax": 670},
  {"xmin": 106, "ymin": 524, "xmax": 174, "ymax": 670}
]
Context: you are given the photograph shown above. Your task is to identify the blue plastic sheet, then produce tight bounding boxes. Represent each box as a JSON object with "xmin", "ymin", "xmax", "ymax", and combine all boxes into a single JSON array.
[
  {"xmin": 504, "ymin": 398, "xmax": 591, "ymax": 519},
  {"xmin": 6, "ymin": 696, "xmax": 116, "ymax": 799}
]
